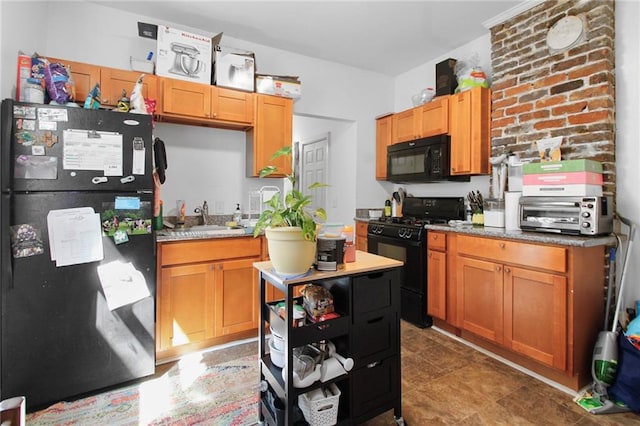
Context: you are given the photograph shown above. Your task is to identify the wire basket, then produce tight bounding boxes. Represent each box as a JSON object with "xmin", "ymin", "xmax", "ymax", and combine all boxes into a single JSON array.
[{"xmin": 298, "ymin": 383, "xmax": 340, "ymax": 426}]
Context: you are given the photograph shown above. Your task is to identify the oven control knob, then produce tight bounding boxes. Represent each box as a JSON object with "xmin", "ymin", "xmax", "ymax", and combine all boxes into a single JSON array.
[
  {"xmin": 582, "ymin": 212, "xmax": 591, "ymax": 218},
  {"xmin": 398, "ymin": 228, "xmax": 406, "ymax": 238},
  {"xmin": 404, "ymin": 229, "xmax": 413, "ymax": 239},
  {"xmin": 582, "ymin": 222, "xmax": 591, "ymax": 228}
]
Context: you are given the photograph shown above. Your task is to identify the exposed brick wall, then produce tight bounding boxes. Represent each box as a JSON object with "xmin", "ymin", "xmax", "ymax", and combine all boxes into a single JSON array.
[{"xmin": 490, "ymin": 0, "xmax": 615, "ymax": 196}]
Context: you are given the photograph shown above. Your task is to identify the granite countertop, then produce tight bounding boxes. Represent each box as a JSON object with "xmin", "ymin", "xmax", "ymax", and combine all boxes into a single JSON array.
[{"xmin": 425, "ymin": 223, "xmax": 616, "ymax": 247}]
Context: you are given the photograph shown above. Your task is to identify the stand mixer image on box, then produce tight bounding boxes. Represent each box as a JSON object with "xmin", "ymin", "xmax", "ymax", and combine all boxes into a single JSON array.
[{"xmin": 169, "ymin": 42, "xmax": 204, "ymax": 78}]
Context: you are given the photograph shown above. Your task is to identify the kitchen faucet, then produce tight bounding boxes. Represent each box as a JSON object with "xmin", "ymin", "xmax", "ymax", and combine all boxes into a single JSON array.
[{"xmin": 194, "ymin": 201, "xmax": 210, "ymax": 225}]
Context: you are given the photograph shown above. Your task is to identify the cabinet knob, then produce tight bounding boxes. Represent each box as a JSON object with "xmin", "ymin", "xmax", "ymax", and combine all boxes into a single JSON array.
[
  {"xmin": 212, "ymin": 112, "xmax": 218, "ymax": 118},
  {"xmin": 499, "ymin": 243, "xmax": 506, "ymax": 249},
  {"xmin": 428, "ymin": 252, "xmax": 432, "ymax": 258},
  {"xmin": 495, "ymin": 266, "xmax": 501, "ymax": 272},
  {"xmin": 433, "ymin": 235, "xmax": 438, "ymax": 240},
  {"xmin": 504, "ymin": 267, "xmax": 511, "ymax": 273}
]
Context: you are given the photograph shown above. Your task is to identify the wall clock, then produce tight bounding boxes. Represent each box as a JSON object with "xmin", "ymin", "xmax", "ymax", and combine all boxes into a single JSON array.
[{"xmin": 546, "ymin": 15, "xmax": 586, "ymax": 52}]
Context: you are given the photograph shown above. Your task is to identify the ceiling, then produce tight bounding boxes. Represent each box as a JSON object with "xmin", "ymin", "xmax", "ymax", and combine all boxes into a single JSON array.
[{"xmin": 94, "ymin": 1, "xmax": 528, "ymax": 76}]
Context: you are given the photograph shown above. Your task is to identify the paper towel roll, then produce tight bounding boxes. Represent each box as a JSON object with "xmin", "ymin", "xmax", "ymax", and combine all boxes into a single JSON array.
[{"xmin": 505, "ymin": 191, "xmax": 522, "ymax": 230}]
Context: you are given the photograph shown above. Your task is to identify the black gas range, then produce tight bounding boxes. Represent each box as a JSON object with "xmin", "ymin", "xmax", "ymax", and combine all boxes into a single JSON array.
[{"xmin": 367, "ymin": 197, "xmax": 464, "ymax": 328}]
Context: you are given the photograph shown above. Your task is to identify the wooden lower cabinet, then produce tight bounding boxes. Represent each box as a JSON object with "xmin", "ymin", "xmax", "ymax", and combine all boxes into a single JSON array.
[
  {"xmin": 426, "ymin": 232, "xmax": 447, "ymax": 320},
  {"xmin": 214, "ymin": 258, "xmax": 259, "ymax": 336},
  {"xmin": 443, "ymin": 232, "xmax": 606, "ymax": 390},
  {"xmin": 157, "ymin": 237, "xmax": 263, "ymax": 360},
  {"xmin": 159, "ymin": 262, "xmax": 216, "ymax": 350},
  {"xmin": 355, "ymin": 221, "xmax": 368, "ymax": 252}
]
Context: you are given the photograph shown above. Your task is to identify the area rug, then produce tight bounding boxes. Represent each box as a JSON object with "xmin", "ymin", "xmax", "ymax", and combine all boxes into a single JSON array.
[{"xmin": 26, "ymin": 353, "xmax": 260, "ymax": 425}]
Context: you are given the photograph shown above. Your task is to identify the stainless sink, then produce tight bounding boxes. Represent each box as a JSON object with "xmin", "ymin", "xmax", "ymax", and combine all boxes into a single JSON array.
[{"xmin": 166, "ymin": 224, "xmax": 246, "ymax": 237}]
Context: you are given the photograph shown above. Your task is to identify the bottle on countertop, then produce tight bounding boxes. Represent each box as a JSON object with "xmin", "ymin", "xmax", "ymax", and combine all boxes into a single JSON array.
[
  {"xmin": 342, "ymin": 225, "xmax": 356, "ymax": 262},
  {"xmin": 384, "ymin": 199, "xmax": 392, "ymax": 217},
  {"xmin": 202, "ymin": 200, "xmax": 209, "ymax": 216},
  {"xmin": 233, "ymin": 203, "xmax": 242, "ymax": 223}
]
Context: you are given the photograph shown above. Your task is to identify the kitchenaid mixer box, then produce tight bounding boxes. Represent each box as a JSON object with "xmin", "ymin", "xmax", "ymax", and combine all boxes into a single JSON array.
[
  {"xmin": 156, "ymin": 25, "xmax": 212, "ymax": 84},
  {"xmin": 212, "ymin": 33, "xmax": 256, "ymax": 92}
]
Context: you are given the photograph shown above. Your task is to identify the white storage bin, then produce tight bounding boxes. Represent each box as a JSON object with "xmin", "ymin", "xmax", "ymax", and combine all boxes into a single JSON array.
[{"xmin": 298, "ymin": 383, "xmax": 341, "ymax": 426}]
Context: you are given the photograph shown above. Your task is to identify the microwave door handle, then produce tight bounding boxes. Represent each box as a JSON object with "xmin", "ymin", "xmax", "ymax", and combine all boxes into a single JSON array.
[{"xmin": 425, "ymin": 147, "xmax": 432, "ymax": 178}]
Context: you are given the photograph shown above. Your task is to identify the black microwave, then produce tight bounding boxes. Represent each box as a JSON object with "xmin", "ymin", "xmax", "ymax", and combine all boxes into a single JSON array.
[{"xmin": 387, "ymin": 135, "xmax": 467, "ymax": 183}]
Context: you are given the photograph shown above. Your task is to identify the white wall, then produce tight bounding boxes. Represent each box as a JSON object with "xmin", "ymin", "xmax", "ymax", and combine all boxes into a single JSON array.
[{"xmin": 614, "ymin": 0, "xmax": 640, "ymax": 309}]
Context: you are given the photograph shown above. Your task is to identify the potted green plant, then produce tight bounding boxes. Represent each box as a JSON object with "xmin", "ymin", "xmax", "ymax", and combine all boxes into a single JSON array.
[{"xmin": 253, "ymin": 146, "xmax": 327, "ymax": 276}]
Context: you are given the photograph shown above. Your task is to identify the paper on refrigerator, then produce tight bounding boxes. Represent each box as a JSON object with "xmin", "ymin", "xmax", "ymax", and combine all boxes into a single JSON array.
[
  {"xmin": 62, "ymin": 129, "xmax": 123, "ymax": 176},
  {"xmin": 47, "ymin": 207, "xmax": 104, "ymax": 267},
  {"xmin": 97, "ymin": 260, "xmax": 150, "ymax": 310}
]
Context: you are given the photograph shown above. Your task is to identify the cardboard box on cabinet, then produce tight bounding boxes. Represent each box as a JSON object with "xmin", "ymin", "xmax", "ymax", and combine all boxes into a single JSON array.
[
  {"xmin": 156, "ymin": 25, "xmax": 212, "ymax": 85},
  {"xmin": 256, "ymin": 74, "xmax": 301, "ymax": 99},
  {"xmin": 212, "ymin": 33, "xmax": 255, "ymax": 92}
]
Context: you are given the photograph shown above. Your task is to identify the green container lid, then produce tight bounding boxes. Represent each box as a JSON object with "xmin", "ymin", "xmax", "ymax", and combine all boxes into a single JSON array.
[{"xmin": 523, "ymin": 159, "xmax": 603, "ymax": 174}]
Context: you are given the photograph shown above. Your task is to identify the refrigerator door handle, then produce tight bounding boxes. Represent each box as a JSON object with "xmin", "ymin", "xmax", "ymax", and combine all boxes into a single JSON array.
[{"xmin": 1, "ymin": 192, "xmax": 14, "ymax": 289}]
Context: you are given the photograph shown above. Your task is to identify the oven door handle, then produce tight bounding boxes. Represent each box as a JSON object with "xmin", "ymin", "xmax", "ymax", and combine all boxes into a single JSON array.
[
  {"xmin": 367, "ymin": 233, "xmax": 424, "ymax": 248},
  {"xmin": 521, "ymin": 201, "xmax": 580, "ymax": 207}
]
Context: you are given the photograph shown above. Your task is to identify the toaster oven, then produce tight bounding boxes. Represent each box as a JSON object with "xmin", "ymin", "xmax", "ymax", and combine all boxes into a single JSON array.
[{"xmin": 519, "ymin": 196, "xmax": 613, "ymax": 236}]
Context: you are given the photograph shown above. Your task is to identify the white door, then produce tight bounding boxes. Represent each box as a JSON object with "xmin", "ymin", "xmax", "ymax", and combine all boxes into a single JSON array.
[{"xmin": 298, "ymin": 133, "xmax": 329, "ymax": 215}]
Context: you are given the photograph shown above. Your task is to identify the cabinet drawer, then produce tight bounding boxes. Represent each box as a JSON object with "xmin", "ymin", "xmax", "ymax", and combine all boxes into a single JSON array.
[
  {"xmin": 351, "ymin": 311, "xmax": 398, "ymax": 369},
  {"xmin": 352, "ymin": 270, "xmax": 399, "ymax": 320},
  {"xmin": 351, "ymin": 355, "xmax": 399, "ymax": 418},
  {"xmin": 456, "ymin": 235, "xmax": 567, "ymax": 273},
  {"xmin": 160, "ymin": 237, "xmax": 261, "ymax": 265},
  {"xmin": 427, "ymin": 231, "xmax": 447, "ymax": 251}
]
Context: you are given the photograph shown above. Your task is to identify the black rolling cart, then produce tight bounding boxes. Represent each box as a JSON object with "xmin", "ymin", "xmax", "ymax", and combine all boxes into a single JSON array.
[{"xmin": 254, "ymin": 251, "xmax": 405, "ymax": 425}]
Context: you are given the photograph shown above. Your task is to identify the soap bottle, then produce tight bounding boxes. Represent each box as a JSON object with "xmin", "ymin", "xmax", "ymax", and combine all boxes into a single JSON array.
[
  {"xmin": 233, "ymin": 203, "xmax": 242, "ymax": 223},
  {"xmin": 384, "ymin": 199, "xmax": 392, "ymax": 217}
]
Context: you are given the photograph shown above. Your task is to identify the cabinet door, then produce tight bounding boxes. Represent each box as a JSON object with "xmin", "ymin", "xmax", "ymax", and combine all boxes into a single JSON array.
[
  {"xmin": 211, "ymin": 87, "xmax": 254, "ymax": 124},
  {"xmin": 355, "ymin": 221, "xmax": 368, "ymax": 252},
  {"xmin": 100, "ymin": 68, "xmax": 158, "ymax": 107},
  {"xmin": 392, "ymin": 108, "xmax": 419, "ymax": 143},
  {"xmin": 46, "ymin": 57, "xmax": 100, "ymax": 105},
  {"xmin": 376, "ymin": 115, "xmax": 393, "ymax": 180},
  {"xmin": 449, "ymin": 87, "xmax": 491, "ymax": 176},
  {"xmin": 427, "ymin": 249, "xmax": 446, "ymax": 320},
  {"xmin": 159, "ymin": 263, "xmax": 215, "ymax": 351},
  {"xmin": 504, "ymin": 266, "xmax": 567, "ymax": 370},
  {"xmin": 214, "ymin": 257, "xmax": 260, "ymax": 336},
  {"xmin": 160, "ymin": 78, "xmax": 211, "ymax": 118},
  {"xmin": 457, "ymin": 256, "xmax": 504, "ymax": 344},
  {"xmin": 420, "ymin": 96, "xmax": 449, "ymax": 137},
  {"xmin": 247, "ymin": 94, "xmax": 293, "ymax": 177}
]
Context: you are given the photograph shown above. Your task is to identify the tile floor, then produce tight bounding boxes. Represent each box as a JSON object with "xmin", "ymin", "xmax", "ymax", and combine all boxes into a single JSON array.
[
  {"xmin": 162, "ymin": 322, "xmax": 640, "ymax": 425},
  {"xmin": 363, "ymin": 322, "xmax": 640, "ymax": 426}
]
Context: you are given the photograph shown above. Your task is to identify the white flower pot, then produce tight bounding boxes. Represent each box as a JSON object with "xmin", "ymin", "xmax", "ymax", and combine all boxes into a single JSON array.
[{"xmin": 265, "ymin": 226, "xmax": 316, "ymax": 277}]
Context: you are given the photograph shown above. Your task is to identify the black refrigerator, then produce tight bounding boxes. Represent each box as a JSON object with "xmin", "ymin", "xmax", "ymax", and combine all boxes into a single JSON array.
[{"xmin": 0, "ymin": 99, "xmax": 156, "ymax": 410}]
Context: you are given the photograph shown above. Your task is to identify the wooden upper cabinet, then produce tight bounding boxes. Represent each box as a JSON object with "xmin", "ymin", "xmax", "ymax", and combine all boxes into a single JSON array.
[
  {"xmin": 392, "ymin": 96, "xmax": 450, "ymax": 144},
  {"xmin": 420, "ymin": 96, "xmax": 449, "ymax": 137},
  {"xmin": 212, "ymin": 87, "xmax": 254, "ymax": 125},
  {"xmin": 392, "ymin": 108, "xmax": 419, "ymax": 143},
  {"xmin": 100, "ymin": 67, "xmax": 157, "ymax": 107},
  {"xmin": 159, "ymin": 78, "xmax": 212, "ymax": 119},
  {"xmin": 157, "ymin": 78, "xmax": 253, "ymax": 128},
  {"xmin": 46, "ymin": 57, "xmax": 100, "ymax": 105},
  {"xmin": 247, "ymin": 94, "xmax": 293, "ymax": 177},
  {"xmin": 449, "ymin": 87, "xmax": 491, "ymax": 176},
  {"xmin": 375, "ymin": 114, "xmax": 393, "ymax": 180}
]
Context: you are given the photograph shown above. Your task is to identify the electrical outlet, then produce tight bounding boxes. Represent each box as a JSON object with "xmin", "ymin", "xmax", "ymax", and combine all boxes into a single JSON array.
[{"xmin": 215, "ymin": 201, "xmax": 224, "ymax": 214}]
